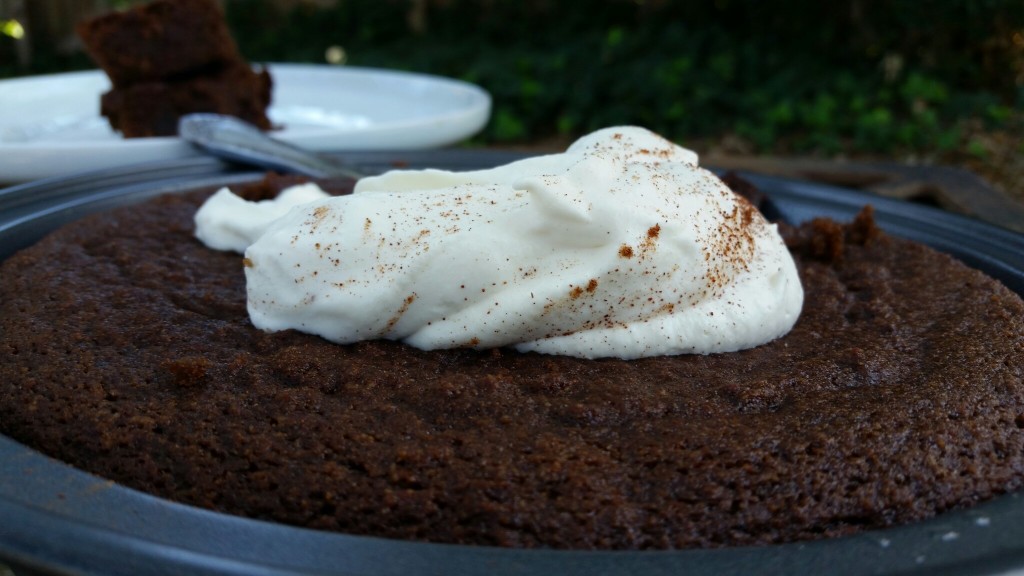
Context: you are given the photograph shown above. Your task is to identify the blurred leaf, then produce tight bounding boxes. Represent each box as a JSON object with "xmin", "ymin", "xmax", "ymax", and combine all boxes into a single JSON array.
[
  {"xmin": 492, "ymin": 109, "xmax": 527, "ymax": 141},
  {"xmin": 966, "ymin": 139, "xmax": 989, "ymax": 158}
]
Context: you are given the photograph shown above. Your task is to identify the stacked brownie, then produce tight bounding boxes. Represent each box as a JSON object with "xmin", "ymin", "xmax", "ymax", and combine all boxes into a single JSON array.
[{"xmin": 77, "ymin": 0, "xmax": 272, "ymax": 137}]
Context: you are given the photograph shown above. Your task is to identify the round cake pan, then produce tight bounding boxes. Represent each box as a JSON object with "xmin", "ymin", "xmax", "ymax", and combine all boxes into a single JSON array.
[{"xmin": 1, "ymin": 152, "xmax": 1023, "ymax": 576}]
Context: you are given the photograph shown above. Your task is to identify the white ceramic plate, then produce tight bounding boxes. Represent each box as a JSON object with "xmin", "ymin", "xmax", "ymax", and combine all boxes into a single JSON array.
[{"xmin": 0, "ymin": 63, "xmax": 492, "ymax": 183}]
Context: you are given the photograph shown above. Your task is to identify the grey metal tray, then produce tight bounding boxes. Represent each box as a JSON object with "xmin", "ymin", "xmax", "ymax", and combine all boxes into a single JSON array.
[{"xmin": 1, "ymin": 152, "xmax": 1023, "ymax": 576}]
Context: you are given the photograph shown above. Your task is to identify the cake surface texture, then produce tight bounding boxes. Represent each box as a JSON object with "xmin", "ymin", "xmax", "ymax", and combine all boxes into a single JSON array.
[
  {"xmin": 77, "ymin": 0, "xmax": 272, "ymax": 137},
  {"xmin": 1, "ymin": 174, "xmax": 1023, "ymax": 549}
]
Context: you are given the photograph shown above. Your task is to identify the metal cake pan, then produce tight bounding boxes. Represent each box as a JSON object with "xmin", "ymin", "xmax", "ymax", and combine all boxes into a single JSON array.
[{"xmin": 1, "ymin": 151, "xmax": 1023, "ymax": 576}]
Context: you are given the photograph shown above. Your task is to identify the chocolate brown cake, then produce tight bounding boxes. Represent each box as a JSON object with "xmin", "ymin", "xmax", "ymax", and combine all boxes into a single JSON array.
[
  {"xmin": 76, "ymin": 0, "xmax": 242, "ymax": 87},
  {"xmin": 0, "ymin": 174, "xmax": 1022, "ymax": 549},
  {"xmin": 77, "ymin": 0, "xmax": 272, "ymax": 137}
]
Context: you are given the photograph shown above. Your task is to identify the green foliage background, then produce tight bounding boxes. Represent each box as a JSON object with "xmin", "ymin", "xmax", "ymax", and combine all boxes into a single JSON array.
[
  {"xmin": 223, "ymin": 0, "xmax": 1023, "ymax": 154},
  {"xmin": 3, "ymin": 0, "xmax": 1022, "ymax": 155}
]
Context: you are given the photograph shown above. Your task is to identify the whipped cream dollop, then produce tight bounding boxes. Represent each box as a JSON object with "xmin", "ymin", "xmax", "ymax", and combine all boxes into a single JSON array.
[{"xmin": 195, "ymin": 127, "xmax": 803, "ymax": 359}]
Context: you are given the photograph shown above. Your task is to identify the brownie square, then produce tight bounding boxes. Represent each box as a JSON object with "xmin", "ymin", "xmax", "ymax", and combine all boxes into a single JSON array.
[
  {"xmin": 77, "ymin": 0, "xmax": 242, "ymax": 87},
  {"xmin": 101, "ymin": 63, "xmax": 273, "ymax": 137}
]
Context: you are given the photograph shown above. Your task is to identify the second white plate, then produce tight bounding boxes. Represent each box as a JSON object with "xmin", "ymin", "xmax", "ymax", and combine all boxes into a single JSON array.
[{"xmin": 0, "ymin": 63, "xmax": 492, "ymax": 183}]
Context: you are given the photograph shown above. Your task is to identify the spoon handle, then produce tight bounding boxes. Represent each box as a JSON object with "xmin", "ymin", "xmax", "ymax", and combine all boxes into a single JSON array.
[{"xmin": 177, "ymin": 114, "xmax": 364, "ymax": 180}]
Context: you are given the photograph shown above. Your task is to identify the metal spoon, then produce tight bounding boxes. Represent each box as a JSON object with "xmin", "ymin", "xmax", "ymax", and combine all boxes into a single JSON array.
[{"xmin": 177, "ymin": 114, "xmax": 364, "ymax": 180}]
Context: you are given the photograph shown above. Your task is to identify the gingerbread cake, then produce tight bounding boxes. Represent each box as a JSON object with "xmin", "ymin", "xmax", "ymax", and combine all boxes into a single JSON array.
[
  {"xmin": 77, "ymin": 0, "xmax": 272, "ymax": 137},
  {"xmin": 0, "ymin": 173, "xmax": 1022, "ymax": 549}
]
